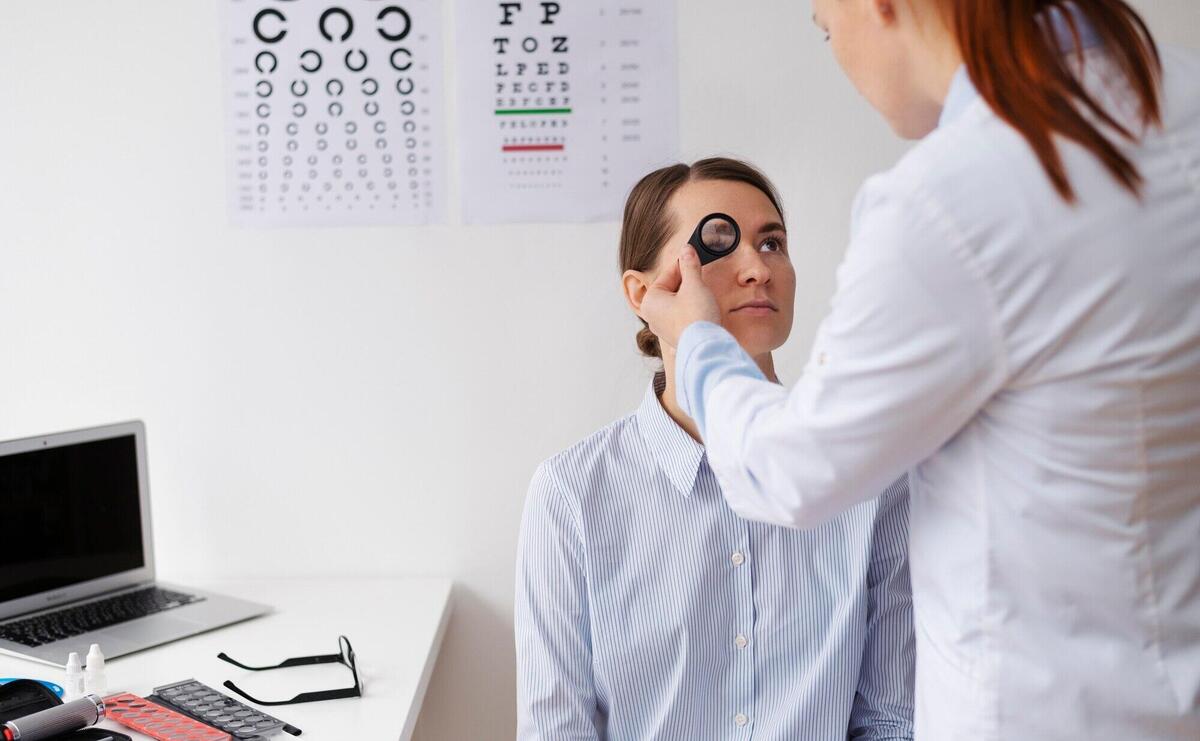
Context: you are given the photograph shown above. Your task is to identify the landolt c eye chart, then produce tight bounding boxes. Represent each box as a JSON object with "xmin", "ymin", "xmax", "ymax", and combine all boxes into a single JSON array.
[
  {"xmin": 223, "ymin": 0, "xmax": 447, "ymax": 227},
  {"xmin": 456, "ymin": 1, "xmax": 679, "ymax": 224}
]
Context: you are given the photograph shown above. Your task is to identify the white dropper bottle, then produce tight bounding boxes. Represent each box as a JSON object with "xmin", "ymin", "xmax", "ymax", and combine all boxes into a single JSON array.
[
  {"xmin": 84, "ymin": 643, "xmax": 107, "ymax": 697},
  {"xmin": 64, "ymin": 651, "xmax": 85, "ymax": 699}
]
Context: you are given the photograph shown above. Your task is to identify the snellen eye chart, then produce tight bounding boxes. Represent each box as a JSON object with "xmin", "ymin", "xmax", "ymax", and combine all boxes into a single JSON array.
[
  {"xmin": 223, "ymin": 0, "xmax": 447, "ymax": 227},
  {"xmin": 456, "ymin": 1, "xmax": 679, "ymax": 224}
]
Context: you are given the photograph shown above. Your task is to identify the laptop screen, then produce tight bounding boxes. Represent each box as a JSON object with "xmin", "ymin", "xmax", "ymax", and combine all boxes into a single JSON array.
[{"xmin": 0, "ymin": 434, "xmax": 145, "ymax": 604}]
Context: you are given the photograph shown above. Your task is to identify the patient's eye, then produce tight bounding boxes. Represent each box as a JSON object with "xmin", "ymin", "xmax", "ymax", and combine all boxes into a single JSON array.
[{"xmin": 759, "ymin": 236, "xmax": 786, "ymax": 253}]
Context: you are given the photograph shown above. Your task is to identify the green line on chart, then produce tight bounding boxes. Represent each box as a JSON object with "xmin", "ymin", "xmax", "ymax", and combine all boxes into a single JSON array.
[{"xmin": 494, "ymin": 108, "xmax": 573, "ymax": 116}]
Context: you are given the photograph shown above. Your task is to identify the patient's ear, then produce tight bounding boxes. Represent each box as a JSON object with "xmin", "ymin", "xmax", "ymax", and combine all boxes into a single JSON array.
[{"xmin": 622, "ymin": 269, "xmax": 652, "ymax": 318}]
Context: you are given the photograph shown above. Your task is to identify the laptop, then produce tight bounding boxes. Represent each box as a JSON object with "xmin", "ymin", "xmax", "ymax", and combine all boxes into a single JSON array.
[{"xmin": 0, "ymin": 421, "xmax": 270, "ymax": 667}]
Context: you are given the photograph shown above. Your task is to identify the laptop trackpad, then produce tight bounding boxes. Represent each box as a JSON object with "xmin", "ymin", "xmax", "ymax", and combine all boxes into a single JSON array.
[{"xmin": 104, "ymin": 616, "xmax": 198, "ymax": 644}]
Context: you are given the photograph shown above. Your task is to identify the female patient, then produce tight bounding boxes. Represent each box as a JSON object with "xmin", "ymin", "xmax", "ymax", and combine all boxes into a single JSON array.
[{"xmin": 515, "ymin": 158, "xmax": 913, "ymax": 740}]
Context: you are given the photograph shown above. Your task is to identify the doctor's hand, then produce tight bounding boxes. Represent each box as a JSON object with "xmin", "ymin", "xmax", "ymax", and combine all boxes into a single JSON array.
[{"xmin": 640, "ymin": 246, "xmax": 720, "ymax": 352}]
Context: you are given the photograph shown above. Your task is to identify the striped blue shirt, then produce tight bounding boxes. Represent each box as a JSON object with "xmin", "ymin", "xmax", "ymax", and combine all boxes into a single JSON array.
[{"xmin": 515, "ymin": 376, "xmax": 914, "ymax": 740}]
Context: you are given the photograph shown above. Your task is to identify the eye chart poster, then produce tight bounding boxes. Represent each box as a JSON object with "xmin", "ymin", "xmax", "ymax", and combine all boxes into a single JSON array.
[
  {"xmin": 223, "ymin": 1, "xmax": 447, "ymax": 227},
  {"xmin": 457, "ymin": 1, "xmax": 679, "ymax": 224}
]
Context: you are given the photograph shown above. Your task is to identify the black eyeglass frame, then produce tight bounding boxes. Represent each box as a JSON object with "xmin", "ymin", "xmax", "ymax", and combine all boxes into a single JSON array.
[{"xmin": 217, "ymin": 634, "xmax": 362, "ymax": 706}]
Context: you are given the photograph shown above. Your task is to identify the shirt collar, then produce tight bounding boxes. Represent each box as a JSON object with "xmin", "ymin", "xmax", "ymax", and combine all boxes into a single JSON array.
[
  {"xmin": 938, "ymin": 3, "xmax": 1103, "ymax": 129},
  {"xmin": 938, "ymin": 65, "xmax": 978, "ymax": 128},
  {"xmin": 636, "ymin": 372, "xmax": 706, "ymax": 498}
]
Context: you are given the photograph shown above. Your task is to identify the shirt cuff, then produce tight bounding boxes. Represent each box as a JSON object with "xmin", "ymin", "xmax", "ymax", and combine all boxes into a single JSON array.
[{"xmin": 675, "ymin": 321, "xmax": 766, "ymax": 439}]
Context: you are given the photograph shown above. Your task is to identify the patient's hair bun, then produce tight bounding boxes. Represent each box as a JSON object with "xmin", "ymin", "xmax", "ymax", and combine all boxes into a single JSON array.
[{"xmin": 636, "ymin": 322, "xmax": 662, "ymax": 360}]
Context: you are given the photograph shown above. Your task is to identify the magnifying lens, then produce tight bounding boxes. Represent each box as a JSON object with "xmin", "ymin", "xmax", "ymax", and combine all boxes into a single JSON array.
[{"xmin": 688, "ymin": 213, "xmax": 741, "ymax": 265}]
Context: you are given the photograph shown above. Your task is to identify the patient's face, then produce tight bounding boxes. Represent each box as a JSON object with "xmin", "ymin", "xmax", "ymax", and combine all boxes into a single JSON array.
[{"xmin": 658, "ymin": 179, "xmax": 796, "ymax": 357}]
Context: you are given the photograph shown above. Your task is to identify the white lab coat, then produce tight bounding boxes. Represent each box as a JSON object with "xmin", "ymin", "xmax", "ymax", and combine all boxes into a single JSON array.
[{"xmin": 676, "ymin": 47, "xmax": 1200, "ymax": 739}]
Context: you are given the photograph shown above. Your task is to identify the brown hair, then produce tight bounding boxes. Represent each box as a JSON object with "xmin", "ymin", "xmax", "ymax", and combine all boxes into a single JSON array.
[
  {"xmin": 619, "ymin": 157, "xmax": 785, "ymax": 360},
  {"xmin": 945, "ymin": 0, "xmax": 1162, "ymax": 202}
]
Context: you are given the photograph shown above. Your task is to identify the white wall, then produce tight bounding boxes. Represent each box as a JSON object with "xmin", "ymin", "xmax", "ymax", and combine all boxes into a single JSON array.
[{"xmin": 1, "ymin": 2, "xmax": 1195, "ymax": 739}]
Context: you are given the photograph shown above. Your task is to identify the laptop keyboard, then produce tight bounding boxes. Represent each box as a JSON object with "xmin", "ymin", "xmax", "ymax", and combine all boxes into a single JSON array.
[{"xmin": 0, "ymin": 587, "xmax": 203, "ymax": 647}]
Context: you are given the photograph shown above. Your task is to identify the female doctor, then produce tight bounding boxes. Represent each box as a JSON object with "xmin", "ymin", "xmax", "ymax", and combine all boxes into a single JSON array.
[{"xmin": 640, "ymin": 0, "xmax": 1200, "ymax": 738}]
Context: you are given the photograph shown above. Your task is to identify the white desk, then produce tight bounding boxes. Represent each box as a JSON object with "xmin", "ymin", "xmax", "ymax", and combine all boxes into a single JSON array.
[{"xmin": 0, "ymin": 578, "xmax": 453, "ymax": 741}]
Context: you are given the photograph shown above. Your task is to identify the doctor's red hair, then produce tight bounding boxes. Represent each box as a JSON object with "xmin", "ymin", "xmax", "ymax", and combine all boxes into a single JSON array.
[{"xmin": 945, "ymin": 0, "xmax": 1162, "ymax": 202}]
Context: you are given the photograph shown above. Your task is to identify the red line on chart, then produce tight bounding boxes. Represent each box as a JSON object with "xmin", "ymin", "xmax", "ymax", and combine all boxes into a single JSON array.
[{"xmin": 502, "ymin": 144, "xmax": 565, "ymax": 152}]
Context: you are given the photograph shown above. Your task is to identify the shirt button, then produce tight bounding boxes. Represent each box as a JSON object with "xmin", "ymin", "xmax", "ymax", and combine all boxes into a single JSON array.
[
  {"xmin": 735, "ymin": 634, "xmax": 748, "ymax": 650},
  {"xmin": 735, "ymin": 713, "xmax": 749, "ymax": 727},
  {"xmin": 730, "ymin": 551, "xmax": 745, "ymax": 566}
]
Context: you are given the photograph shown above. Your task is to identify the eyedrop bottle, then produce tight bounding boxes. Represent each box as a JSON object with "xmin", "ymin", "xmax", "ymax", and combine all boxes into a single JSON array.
[
  {"xmin": 64, "ymin": 651, "xmax": 85, "ymax": 700},
  {"xmin": 83, "ymin": 643, "xmax": 107, "ymax": 697}
]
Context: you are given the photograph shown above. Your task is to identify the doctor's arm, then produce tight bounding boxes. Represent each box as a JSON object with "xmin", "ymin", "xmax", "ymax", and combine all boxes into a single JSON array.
[
  {"xmin": 676, "ymin": 185, "xmax": 1008, "ymax": 528},
  {"xmin": 514, "ymin": 464, "xmax": 603, "ymax": 741},
  {"xmin": 848, "ymin": 476, "xmax": 915, "ymax": 740}
]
